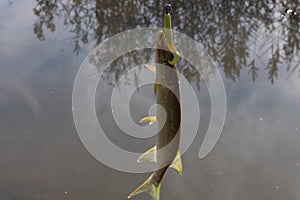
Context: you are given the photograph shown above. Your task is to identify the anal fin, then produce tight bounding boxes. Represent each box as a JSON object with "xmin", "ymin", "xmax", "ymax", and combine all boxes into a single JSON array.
[{"xmin": 170, "ymin": 150, "xmax": 182, "ymax": 175}]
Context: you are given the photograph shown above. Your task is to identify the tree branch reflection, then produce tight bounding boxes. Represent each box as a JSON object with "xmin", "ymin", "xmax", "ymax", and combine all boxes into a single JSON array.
[{"xmin": 33, "ymin": 0, "xmax": 299, "ymax": 85}]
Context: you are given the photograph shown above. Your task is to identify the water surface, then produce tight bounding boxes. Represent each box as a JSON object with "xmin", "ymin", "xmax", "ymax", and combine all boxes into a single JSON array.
[{"xmin": 0, "ymin": 0, "xmax": 300, "ymax": 199}]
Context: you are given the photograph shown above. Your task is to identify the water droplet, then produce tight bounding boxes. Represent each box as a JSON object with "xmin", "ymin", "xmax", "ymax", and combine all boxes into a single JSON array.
[
  {"xmin": 64, "ymin": 190, "xmax": 68, "ymax": 194},
  {"xmin": 296, "ymin": 162, "xmax": 300, "ymax": 166},
  {"xmin": 296, "ymin": 128, "xmax": 299, "ymax": 131},
  {"xmin": 211, "ymin": 171, "xmax": 223, "ymax": 176},
  {"xmin": 275, "ymin": 185, "xmax": 280, "ymax": 189},
  {"xmin": 258, "ymin": 117, "xmax": 263, "ymax": 121},
  {"xmin": 51, "ymin": 88, "xmax": 56, "ymax": 94},
  {"xmin": 25, "ymin": 130, "xmax": 32, "ymax": 134},
  {"xmin": 211, "ymin": 183, "xmax": 215, "ymax": 187}
]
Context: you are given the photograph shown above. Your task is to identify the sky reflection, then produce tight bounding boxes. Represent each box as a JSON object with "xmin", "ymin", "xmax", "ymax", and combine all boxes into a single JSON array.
[{"xmin": 0, "ymin": 0, "xmax": 299, "ymax": 200}]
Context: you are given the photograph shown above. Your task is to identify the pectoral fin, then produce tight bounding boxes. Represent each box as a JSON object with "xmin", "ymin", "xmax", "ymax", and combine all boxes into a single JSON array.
[
  {"xmin": 170, "ymin": 150, "xmax": 182, "ymax": 175},
  {"xmin": 137, "ymin": 146, "xmax": 156, "ymax": 163},
  {"xmin": 145, "ymin": 64, "xmax": 156, "ymax": 74},
  {"xmin": 139, "ymin": 116, "xmax": 157, "ymax": 125}
]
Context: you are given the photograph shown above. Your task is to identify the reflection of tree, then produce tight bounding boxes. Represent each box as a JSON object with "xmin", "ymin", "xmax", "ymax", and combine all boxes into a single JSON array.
[{"xmin": 33, "ymin": 0, "xmax": 299, "ymax": 84}]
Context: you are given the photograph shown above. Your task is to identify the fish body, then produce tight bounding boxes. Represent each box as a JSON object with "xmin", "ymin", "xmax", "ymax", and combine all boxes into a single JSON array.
[
  {"xmin": 151, "ymin": 30, "xmax": 181, "ymax": 186},
  {"xmin": 128, "ymin": 30, "xmax": 181, "ymax": 200}
]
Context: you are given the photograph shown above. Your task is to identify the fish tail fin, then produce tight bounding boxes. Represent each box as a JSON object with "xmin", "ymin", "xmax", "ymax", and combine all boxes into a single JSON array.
[{"xmin": 128, "ymin": 175, "xmax": 161, "ymax": 200}]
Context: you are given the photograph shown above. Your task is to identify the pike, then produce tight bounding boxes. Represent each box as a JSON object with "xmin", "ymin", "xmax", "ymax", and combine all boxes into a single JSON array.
[{"xmin": 128, "ymin": 4, "xmax": 182, "ymax": 200}]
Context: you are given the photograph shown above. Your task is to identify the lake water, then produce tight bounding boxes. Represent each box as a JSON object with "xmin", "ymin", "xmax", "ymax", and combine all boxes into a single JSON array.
[{"xmin": 0, "ymin": 0, "xmax": 300, "ymax": 200}]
